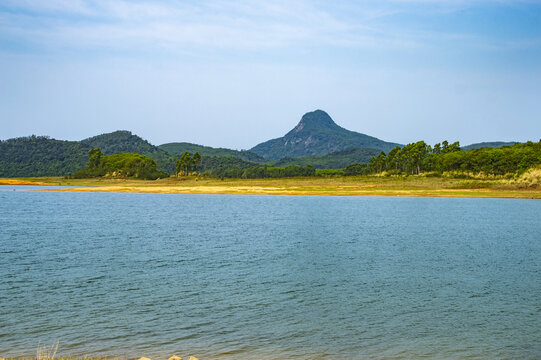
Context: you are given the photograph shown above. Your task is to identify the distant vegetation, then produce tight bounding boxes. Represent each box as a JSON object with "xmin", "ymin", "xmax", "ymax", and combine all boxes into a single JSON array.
[
  {"xmin": 0, "ymin": 133, "xmax": 264, "ymax": 177},
  {"xmin": 368, "ymin": 141, "xmax": 540, "ymax": 175},
  {"xmin": 271, "ymin": 147, "xmax": 380, "ymax": 169},
  {"xmin": 199, "ymin": 156, "xmax": 260, "ymax": 172},
  {"xmin": 344, "ymin": 163, "xmax": 370, "ymax": 176},
  {"xmin": 73, "ymin": 149, "xmax": 167, "ymax": 180},
  {"xmin": 461, "ymin": 141, "xmax": 518, "ymax": 151},
  {"xmin": 0, "ymin": 136, "xmax": 88, "ymax": 177},
  {"xmin": 82, "ymin": 130, "xmax": 165, "ymax": 157},
  {"xmin": 0, "ymin": 132, "xmax": 178, "ymax": 177},
  {"xmin": 159, "ymin": 142, "xmax": 266, "ymax": 163},
  {"xmin": 202, "ymin": 162, "xmax": 369, "ymax": 179},
  {"xmin": 204, "ymin": 164, "xmax": 316, "ymax": 179},
  {"xmin": 82, "ymin": 130, "xmax": 174, "ymax": 172}
]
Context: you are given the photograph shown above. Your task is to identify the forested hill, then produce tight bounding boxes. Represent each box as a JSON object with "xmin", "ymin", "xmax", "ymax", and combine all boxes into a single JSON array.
[
  {"xmin": 250, "ymin": 110, "xmax": 401, "ymax": 160},
  {"xmin": 159, "ymin": 142, "xmax": 266, "ymax": 163},
  {"xmin": 82, "ymin": 130, "xmax": 172, "ymax": 169},
  {"xmin": 0, "ymin": 131, "xmax": 176, "ymax": 177},
  {"xmin": 0, "ymin": 131, "xmax": 265, "ymax": 177},
  {"xmin": 271, "ymin": 147, "xmax": 381, "ymax": 169},
  {"xmin": 0, "ymin": 136, "xmax": 88, "ymax": 177},
  {"xmin": 462, "ymin": 142, "xmax": 518, "ymax": 151}
]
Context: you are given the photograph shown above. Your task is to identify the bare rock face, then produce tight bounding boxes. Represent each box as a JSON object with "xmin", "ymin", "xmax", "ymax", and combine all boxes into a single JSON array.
[
  {"xmin": 169, "ymin": 356, "xmax": 182, "ymax": 360},
  {"xmin": 187, "ymin": 357, "xmax": 199, "ymax": 360}
]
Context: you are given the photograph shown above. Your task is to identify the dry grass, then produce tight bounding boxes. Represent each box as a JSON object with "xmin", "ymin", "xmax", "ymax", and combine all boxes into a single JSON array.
[
  {"xmin": 3, "ymin": 174, "xmax": 538, "ymax": 199},
  {"xmin": 514, "ymin": 166, "xmax": 541, "ymax": 187},
  {"xmin": 441, "ymin": 171, "xmax": 514, "ymax": 180},
  {"xmin": 0, "ymin": 179, "xmax": 50, "ymax": 185},
  {"xmin": 0, "ymin": 342, "xmax": 127, "ymax": 360},
  {"xmin": 2, "ymin": 342, "xmax": 185, "ymax": 360},
  {"xmin": 36, "ymin": 341, "xmax": 58, "ymax": 360}
]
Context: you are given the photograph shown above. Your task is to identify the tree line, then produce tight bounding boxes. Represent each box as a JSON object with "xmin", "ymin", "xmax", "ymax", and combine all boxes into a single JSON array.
[
  {"xmin": 368, "ymin": 140, "xmax": 540, "ymax": 175},
  {"xmin": 171, "ymin": 141, "xmax": 541, "ymax": 178},
  {"xmin": 205, "ymin": 164, "xmax": 316, "ymax": 179}
]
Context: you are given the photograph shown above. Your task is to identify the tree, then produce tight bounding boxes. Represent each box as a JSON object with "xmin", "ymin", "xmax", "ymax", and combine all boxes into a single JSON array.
[
  {"xmin": 192, "ymin": 152, "xmax": 202, "ymax": 174},
  {"xmin": 88, "ymin": 148, "xmax": 102, "ymax": 168},
  {"xmin": 175, "ymin": 156, "xmax": 182, "ymax": 176},
  {"xmin": 441, "ymin": 140, "xmax": 449, "ymax": 153},
  {"xmin": 182, "ymin": 152, "xmax": 192, "ymax": 175},
  {"xmin": 376, "ymin": 151, "xmax": 386, "ymax": 173},
  {"xmin": 369, "ymin": 151, "xmax": 386, "ymax": 174},
  {"xmin": 411, "ymin": 141, "xmax": 428, "ymax": 174},
  {"xmin": 386, "ymin": 146, "xmax": 401, "ymax": 172},
  {"xmin": 176, "ymin": 151, "xmax": 192, "ymax": 176},
  {"xmin": 448, "ymin": 141, "xmax": 461, "ymax": 153},
  {"xmin": 344, "ymin": 163, "xmax": 368, "ymax": 176},
  {"xmin": 399, "ymin": 143, "xmax": 414, "ymax": 173},
  {"xmin": 303, "ymin": 164, "xmax": 315, "ymax": 176}
]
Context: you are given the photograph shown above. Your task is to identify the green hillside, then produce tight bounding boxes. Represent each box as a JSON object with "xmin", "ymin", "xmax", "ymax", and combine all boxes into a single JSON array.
[
  {"xmin": 0, "ymin": 131, "xmax": 176, "ymax": 177},
  {"xmin": 159, "ymin": 142, "xmax": 266, "ymax": 163},
  {"xmin": 462, "ymin": 142, "xmax": 518, "ymax": 151},
  {"xmin": 82, "ymin": 130, "xmax": 174, "ymax": 172},
  {"xmin": 250, "ymin": 110, "xmax": 401, "ymax": 160},
  {"xmin": 200, "ymin": 156, "xmax": 260, "ymax": 171},
  {"xmin": 0, "ymin": 131, "xmax": 261, "ymax": 178},
  {"xmin": 271, "ymin": 147, "xmax": 380, "ymax": 169},
  {"xmin": 0, "ymin": 136, "xmax": 88, "ymax": 177}
]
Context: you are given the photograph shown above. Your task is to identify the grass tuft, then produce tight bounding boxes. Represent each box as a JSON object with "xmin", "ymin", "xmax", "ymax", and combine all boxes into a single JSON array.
[
  {"xmin": 36, "ymin": 341, "xmax": 59, "ymax": 360},
  {"xmin": 514, "ymin": 166, "xmax": 541, "ymax": 188}
]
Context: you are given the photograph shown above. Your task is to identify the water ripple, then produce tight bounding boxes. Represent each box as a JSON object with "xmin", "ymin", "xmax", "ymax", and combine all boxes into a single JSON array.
[{"xmin": 1, "ymin": 190, "xmax": 540, "ymax": 359}]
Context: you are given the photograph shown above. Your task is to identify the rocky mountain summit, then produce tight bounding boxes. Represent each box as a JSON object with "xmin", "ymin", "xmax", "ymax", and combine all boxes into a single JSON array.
[{"xmin": 250, "ymin": 110, "xmax": 401, "ymax": 160}]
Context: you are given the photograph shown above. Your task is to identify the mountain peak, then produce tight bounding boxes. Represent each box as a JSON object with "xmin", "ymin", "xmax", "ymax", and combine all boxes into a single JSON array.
[
  {"xmin": 251, "ymin": 110, "xmax": 401, "ymax": 160},
  {"xmin": 293, "ymin": 110, "xmax": 338, "ymax": 133}
]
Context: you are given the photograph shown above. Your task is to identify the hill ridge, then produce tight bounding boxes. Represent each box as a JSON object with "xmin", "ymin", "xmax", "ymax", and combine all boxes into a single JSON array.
[{"xmin": 158, "ymin": 142, "xmax": 266, "ymax": 163}]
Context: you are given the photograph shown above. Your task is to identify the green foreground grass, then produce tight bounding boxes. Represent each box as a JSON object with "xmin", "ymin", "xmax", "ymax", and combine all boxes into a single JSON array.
[{"xmin": 2, "ymin": 174, "xmax": 540, "ymax": 199}]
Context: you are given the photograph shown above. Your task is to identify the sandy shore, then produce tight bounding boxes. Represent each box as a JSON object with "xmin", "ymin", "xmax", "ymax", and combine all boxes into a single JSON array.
[
  {"xmin": 35, "ymin": 184, "xmax": 539, "ymax": 198},
  {"xmin": 2, "ymin": 177, "xmax": 539, "ymax": 199},
  {"xmin": 0, "ymin": 179, "xmax": 51, "ymax": 186}
]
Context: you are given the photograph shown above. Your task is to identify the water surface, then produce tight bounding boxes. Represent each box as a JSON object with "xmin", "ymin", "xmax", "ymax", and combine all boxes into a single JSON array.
[{"xmin": 1, "ymin": 187, "xmax": 540, "ymax": 359}]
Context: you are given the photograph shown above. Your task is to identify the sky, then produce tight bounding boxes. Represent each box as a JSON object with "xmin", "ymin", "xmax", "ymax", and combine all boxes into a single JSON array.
[{"xmin": 1, "ymin": 0, "xmax": 540, "ymax": 149}]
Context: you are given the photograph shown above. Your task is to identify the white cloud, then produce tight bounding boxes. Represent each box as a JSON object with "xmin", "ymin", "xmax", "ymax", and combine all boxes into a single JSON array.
[{"xmin": 0, "ymin": 0, "xmax": 436, "ymax": 54}]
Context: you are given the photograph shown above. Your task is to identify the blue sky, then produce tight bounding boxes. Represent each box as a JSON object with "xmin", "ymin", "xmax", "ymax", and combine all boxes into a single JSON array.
[{"xmin": 1, "ymin": 0, "xmax": 540, "ymax": 149}]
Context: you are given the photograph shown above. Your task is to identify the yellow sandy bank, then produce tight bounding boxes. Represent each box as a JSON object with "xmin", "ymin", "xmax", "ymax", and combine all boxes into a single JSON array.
[
  {"xmin": 1, "ymin": 177, "xmax": 540, "ymax": 199},
  {"xmin": 0, "ymin": 179, "xmax": 51, "ymax": 185},
  {"xmin": 38, "ymin": 186, "xmax": 540, "ymax": 198}
]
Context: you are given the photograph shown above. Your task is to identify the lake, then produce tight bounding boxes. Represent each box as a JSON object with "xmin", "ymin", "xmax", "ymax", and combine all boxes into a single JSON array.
[{"xmin": 1, "ymin": 186, "xmax": 540, "ymax": 359}]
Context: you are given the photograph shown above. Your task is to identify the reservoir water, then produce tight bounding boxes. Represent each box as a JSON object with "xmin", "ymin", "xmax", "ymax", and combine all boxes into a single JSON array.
[{"xmin": 1, "ymin": 186, "xmax": 540, "ymax": 359}]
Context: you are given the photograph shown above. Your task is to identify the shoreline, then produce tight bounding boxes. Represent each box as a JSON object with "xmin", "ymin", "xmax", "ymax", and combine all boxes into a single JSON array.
[{"xmin": 1, "ymin": 177, "xmax": 539, "ymax": 199}]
